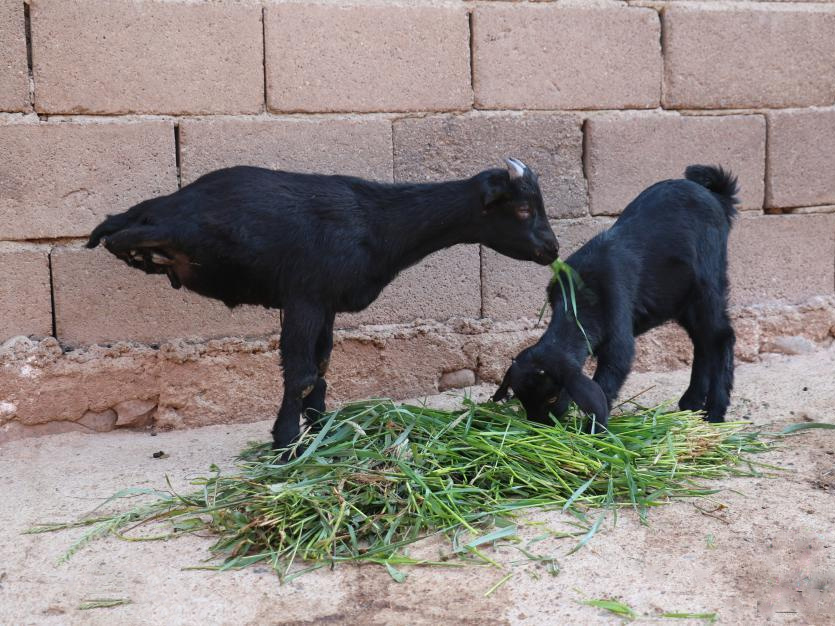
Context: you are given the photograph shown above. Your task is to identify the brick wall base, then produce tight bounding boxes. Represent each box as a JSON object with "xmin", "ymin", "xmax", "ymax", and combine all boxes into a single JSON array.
[{"xmin": 2, "ymin": 296, "xmax": 833, "ymax": 443}]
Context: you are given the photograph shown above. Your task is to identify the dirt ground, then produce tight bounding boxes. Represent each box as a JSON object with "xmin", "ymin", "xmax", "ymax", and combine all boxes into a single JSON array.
[{"xmin": 1, "ymin": 346, "xmax": 833, "ymax": 625}]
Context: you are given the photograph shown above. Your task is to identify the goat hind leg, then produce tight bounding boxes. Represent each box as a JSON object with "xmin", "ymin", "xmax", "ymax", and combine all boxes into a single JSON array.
[
  {"xmin": 704, "ymin": 320, "xmax": 735, "ymax": 423},
  {"xmin": 678, "ymin": 312, "xmax": 711, "ymax": 413},
  {"xmin": 303, "ymin": 311, "xmax": 335, "ymax": 431},
  {"xmin": 684, "ymin": 293, "xmax": 735, "ymax": 422},
  {"xmin": 679, "ymin": 344, "xmax": 710, "ymax": 413}
]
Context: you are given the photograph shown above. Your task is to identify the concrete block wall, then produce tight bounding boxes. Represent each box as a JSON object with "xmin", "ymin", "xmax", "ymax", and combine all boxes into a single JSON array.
[{"xmin": 2, "ymin": 0, "xmax": 835, "ymax": 438}]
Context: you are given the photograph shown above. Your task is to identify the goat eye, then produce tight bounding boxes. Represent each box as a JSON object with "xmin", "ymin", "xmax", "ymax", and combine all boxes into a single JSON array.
[{"xmin": 515, "ymin": 206, "xmax": 533, "ymax": 220}]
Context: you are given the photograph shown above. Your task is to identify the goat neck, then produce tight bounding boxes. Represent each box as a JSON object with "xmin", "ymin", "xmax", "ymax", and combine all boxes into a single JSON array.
[{"xmin": 371, "ymin": 179, "xmax": 479, "ymax": 271}]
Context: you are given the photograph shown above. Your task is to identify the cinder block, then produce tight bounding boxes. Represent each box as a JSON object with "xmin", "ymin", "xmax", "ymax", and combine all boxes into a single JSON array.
[
  {"xmin": 664, "ymin": 6, "xmax": 835, "ymax": 109},
  {"xmin": 0, "ymin": 244, "xmax": 52, "ymax": 339},
  {"xmin": 337, "ymin": 246, "xmax": 481, "ymax": 329},
  {"xmin": 329, "ymin": 326, "xmax": 478, "ymax": 402},
  {"xmin": 729, "ymin": 214, "xmax": 835, "ymax": 305},
  {"xmin": 0, "ymin": 120, "xmax": 176, "ymax": 239},
  {"xmin": 52, "ymin": 247, "xmax": 280, "ymax": 346},
  {"xmin": 633, "ymin": 323, "xmax": 693, "ymax": 373},
  {"xmin": 472, "ymin": 4, "xmax": 661, "ymax": 110},
  {"xmin": 767, "ymin": 108, "xmax": 835, "ymax": 209},
  {"xmin": 393, "ymin": 113, "xmax": 587, "ymax": 219},
  {"xmin": 265, "ymin": 3, "xmax": 471, "ymax": 113},
  {"xmin": 0, "ymin": 0, "xmax": 28, "ymax": 111},
  {"xmin": 481, "ymin": 218, "xmax": 614, "ymax": 321},
  {"xmin": 179, "ymin": 117, "xmax": 393, "ymax": 185},
  {"xmin": 585, "ymin": 112, "xmax": 765, "ymax": 214},
  {"xmin": 31, "ymin": 0, "xmax": 262, "ymax": 114}
]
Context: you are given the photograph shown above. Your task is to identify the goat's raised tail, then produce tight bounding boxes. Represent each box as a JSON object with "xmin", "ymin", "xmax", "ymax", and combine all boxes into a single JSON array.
[{"xmin": 684, "ymin": 165, "xmax": 739, "ymax": 223}]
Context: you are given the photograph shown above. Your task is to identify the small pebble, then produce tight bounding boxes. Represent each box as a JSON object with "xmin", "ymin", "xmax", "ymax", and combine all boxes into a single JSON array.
[{"xmin": 152, "ymin": 451, "xmax": 168, "ymax": 459}]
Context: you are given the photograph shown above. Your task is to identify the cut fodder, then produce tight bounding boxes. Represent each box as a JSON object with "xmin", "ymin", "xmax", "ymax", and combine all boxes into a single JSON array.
[{"xmin": 29, "ymin": 400, "xmax": 772, "ymax": 581}]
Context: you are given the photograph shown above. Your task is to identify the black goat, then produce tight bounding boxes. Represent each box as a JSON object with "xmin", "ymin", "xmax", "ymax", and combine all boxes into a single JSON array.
[
  {"xmin": 493, "ymin": 165, "xmax": 738, "ymax": 433},
  {"xmin": 87, "ymin": 160, "xmax": 559, "ymax": 452}
]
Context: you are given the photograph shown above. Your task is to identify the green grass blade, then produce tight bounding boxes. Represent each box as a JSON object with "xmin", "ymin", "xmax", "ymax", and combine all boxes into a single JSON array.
[
  {"xmin": 581, "ymin": 598, "xmax": 637, "ymax": 620},
  {"xmin": 778, "ymin": 422, "xmax": 835, "ymax": 434}
]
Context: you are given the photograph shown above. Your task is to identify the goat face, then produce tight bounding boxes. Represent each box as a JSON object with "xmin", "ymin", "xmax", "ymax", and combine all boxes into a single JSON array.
[
  {"xmin": 493, "ymin": 346, "xmax": 609, "ymax": 433},
  {"xmin": 477, "ymin": 158, "xmax": 559, "ymax": 265},
  {"xmin": 492, "ymin": 348, "xmax": 568, "ymax": 425}
]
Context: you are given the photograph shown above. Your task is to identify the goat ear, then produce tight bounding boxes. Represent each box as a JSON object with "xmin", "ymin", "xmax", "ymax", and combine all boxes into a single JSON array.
[
  {"xmin": 564, "ymin": 372, "xmax": 609, "ymax": 434},
  {"xmin": 505, "ymin": 157, "xmax": 527, "ymax": 181},
  {"xmin": 492, "ymin": 367, "xmax": 513, "ymax": 402},
  {"xmin": 480, "ymin": 172, "xmax": 510, "ymax": 209}
]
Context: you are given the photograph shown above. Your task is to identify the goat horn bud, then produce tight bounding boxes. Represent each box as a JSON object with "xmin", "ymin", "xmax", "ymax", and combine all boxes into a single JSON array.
[{"xmin": 505, "ymin": 157, "xmax": 526, "ymax": 180}]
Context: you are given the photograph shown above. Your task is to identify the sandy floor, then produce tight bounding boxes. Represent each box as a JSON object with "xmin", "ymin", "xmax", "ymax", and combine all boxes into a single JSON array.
[{"xmin": 1, "ymin": 347, "xmax": 834, "ymax": 625}]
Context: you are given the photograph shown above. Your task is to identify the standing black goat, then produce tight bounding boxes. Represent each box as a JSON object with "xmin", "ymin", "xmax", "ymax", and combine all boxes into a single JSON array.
[
  {"xmin": 493, "ymin": 165, "xmax": 738, "ymax": 433},
  {"xmin": 87, "ymin": 160, "xmax": 559, "ymax": 452}
]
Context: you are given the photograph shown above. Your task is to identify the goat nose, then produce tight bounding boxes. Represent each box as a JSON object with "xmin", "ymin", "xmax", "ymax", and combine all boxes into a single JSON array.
[{"xmin": 540, "ymin": 240, "xmax": 559, "ymax": 262}]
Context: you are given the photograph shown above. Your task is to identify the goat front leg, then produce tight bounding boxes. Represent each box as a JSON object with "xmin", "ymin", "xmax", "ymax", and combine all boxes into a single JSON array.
[
  {"xmin": 303, "ymin": 310, "xmax": 335, "ymax": 431},
  {"xmin": 592, "ymin": 332, "xmax": 635, "ymax": 410},
  {"xmin": 272, "ymin": 301, "xmax": 327, "ymax": 455}
]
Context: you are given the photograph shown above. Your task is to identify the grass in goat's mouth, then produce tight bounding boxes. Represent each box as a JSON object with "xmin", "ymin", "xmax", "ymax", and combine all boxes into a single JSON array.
[
  {"xmin": 539, "ymin": 258, "xmax": 593, "ymax": 354},
  {"xmin": 29, "ymin": 399, "xmax": 772, "ymax": 582}
]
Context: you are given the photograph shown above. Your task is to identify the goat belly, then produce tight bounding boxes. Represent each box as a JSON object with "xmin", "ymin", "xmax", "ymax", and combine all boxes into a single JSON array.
[{"xmin": 334, "ymin": 285, "xmax": 386, "ymax": 313}]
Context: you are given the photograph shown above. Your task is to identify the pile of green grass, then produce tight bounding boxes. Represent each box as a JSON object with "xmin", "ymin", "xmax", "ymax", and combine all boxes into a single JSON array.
[{"xmin": 30, "ymin": 399, "xmax": 771, "ymax": 581}]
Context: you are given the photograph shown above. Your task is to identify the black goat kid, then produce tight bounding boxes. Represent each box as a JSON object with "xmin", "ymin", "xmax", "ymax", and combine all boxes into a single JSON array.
[
  {"xmin": 494, "ymin": 165, "xmax": 738, "ymax": 433},
  {"xmin": 88, "ymin": 160, "xmax": 559, "ymax": 453}
]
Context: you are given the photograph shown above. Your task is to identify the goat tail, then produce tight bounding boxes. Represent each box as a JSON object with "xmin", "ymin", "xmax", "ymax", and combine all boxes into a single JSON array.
[{"xmin": 684, "ymin": 165, "xmax": 739, "ymax": 223}]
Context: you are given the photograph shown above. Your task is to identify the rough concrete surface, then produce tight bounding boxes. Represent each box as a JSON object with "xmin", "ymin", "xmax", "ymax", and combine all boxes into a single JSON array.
[
  {"xmin": 0, "ymin": 120, "xmax": 176, "ymax": 240},
  {"xmin": 767, "ymin": 108, "xmax": 835, "ymax": 209},
  {"xmin": 393, "ymin": 113, "xmax": 587, "ymax": 219},
  {"xmin": 663, "ymin": 5, "xmax": 835, "ymax": 109},
  {"xmin": 31, "ymin": 0, "xmax": 263, "ymax": 115},
  {"xmin": 585, "ymin": 112, "xmax": 766, "ymax": 214},
  {"xmin": 0, "ymin": 243, "xmax": 52, "ymax": 339},
  {"xmin": 265, "ymin": 3, "xmax": 471, "ymax": 113},
  {"xmin": 729, "ymin": 214, "xmax": 835, "ymax": 306},
  {"xmin": 0, "ymin": 0, "xmax": 29, "ymax": 112},
  {"xmin": 472, "ymin": 4, "xmax": 661, "ymax": 110},
  {"xmin": 337, "ymin": 246, "xmax": 482, "ymax": 328},
  {"xmin": 2, "ymin": 346, "xmax": 834, "ymax": 624},
  {"xmin": 51, "ymin": 247, "xmax": 281, "ymax": 346},
  {"xmin": 179, "ymin": 117, "xmax": 394, "ymax": 186}
]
